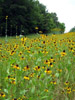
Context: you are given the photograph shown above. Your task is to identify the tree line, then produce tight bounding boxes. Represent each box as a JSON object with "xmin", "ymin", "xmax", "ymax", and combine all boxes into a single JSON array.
[
  {"xmin": 69, "ymin": 26, "xmax": 75, "ymax": 32},
  {"xmin": 0, "ymin": 0, "xmax": 65, "ymax": 36}
]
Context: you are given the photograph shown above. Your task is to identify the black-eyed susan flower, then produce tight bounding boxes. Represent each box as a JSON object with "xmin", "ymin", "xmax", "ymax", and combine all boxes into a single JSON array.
[
  {"xmin": 21, "ymin": 37, "xmax": 27, "ymax": 42},
  {"xmin": 64, "ymin": 86, "xmax": 71, "ymax": 94},
  {"xmin": 18, "ymin": 51, "xmax": 22, "ymax": 56},
  {"xmin": 10, "ymin": 80, "xmax": 16, "ymax": 84},
  {"xmin": 61, "ymin": 90, "xmax": 65, "ymax": 94},
  {"xmin": 37, "ymin": 75, "xmax": 40, "ymax": 79},
  {"xmin": 50, "ymin": 74, "xmax": 55, "ymax": 78},
  {"xmin": 29, "ymin": 72, "xmax": 35, "ymax": 77},
  {"xmin": 49, "ymin": 57, "xmax": 54, "ymax": 62},
  {"xmin": 42, "ymin": 41, "xmax": 46, "ymax": 44},
  {"xmin": 64, "ymin": 81, "xmax": 69, "ymax": 85},
  {"xmin": 20, "ymin": 56, "xmax": 25, "ymax": 60},
  {"xmin": 64, "ymin": 87, "xmax": 68, "ymax": 90},
  {"xmin": 8, "ymin": 75, "xmax": 11, "ymax": 79},
  {"xmin": 39, "ymin": 31, "xmax": 43, "ymax": 34},
  {"xmin": 13, "ymin": 64, "xmax": 20, "ymax": 70},
  {"xmin": 67, "ymin": 87, "xmax": 71, "ymax": 91},
  {"xmin": 33, "ymin": 66, "xmax": 40, "ymax": 71},
  {"xmin": 44, "ymin": 89, "xmax": 48, "ymax": 92},
  {"xmin": 23, "ymin": 65, "xmax": 30, "ymax": 71},
  {"xmin": 42, "ymin": 66, "xmax": 46, "ymax": 69},
  {"xmin": 28, "ymin": 50, "xmax": 31, "ymax": 53},
  {"xmin": 59, "ymin": 69, "xmax": 62, "ymax": 72},
  {"xmin": 44, "ymin": 60, "xmax": 48, "ymax": 64},
  {"xmin": 5, "ymin": 75, "xmax": 15, "ymax": 80},
  {"xmin": 57, "ymin": 69, "xmax": 62, "ymax": 72},
  {"xmin": 53, "ymin": 81, "xmax": 56, "ymax": 85},
  {"xmin": 24, "ymin": 76, "xmax": 30, "ymax": 80},
  {"xmin": 50, "ymin": 81, "xmax": 56, "ymax": 85},
  {"xmin": 73, "ymin": 51, "xmax": 75, "ymax": 56},
  {"xmin": 67, "ymin": 87, "xmax": 71, "ymax": 94},
  {"xmin": 10, "ymin": 50, "xmax": 16, "ymax": 55},
  {"xmin": 14, "ymin": 44, "xmax": 19, "ymax": 49},
  {"xmin": 60, "ymin": 50, "xmax": 67, "ymax": 56},
  {"xmin": 45, "ymin": 68, "xmax": 52, "ymax": 74},
  {"xmin": 0, "ymin": 92, "xmax": 5, "ymax": 97},
  {"xmin": 11, "ymin": 63, "xmax": 15, "ymax": 66},
  {"xmin": 49, "ymin": 63, "xmax": 53, "ymax": 67},
  {"xmin": 69, "ymin": 47, "xmax": 73, "ymax": 52},
  {"xmin": 23, "ymin": 95, "xmax": 28, "ymax": 99},
  {"xmin": 10, "ymin": 77, "xmax": 15, "ymax": 80},
  {"xmin": 35, "ymin": 26, "xmax": 38, "ymax": 30}
]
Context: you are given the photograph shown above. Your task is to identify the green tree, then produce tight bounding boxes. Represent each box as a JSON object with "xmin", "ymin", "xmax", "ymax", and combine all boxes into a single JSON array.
[
  {"xmin": 0, "ymin": 0, "xmax": 65, "ymax": 36},
  {"xmin": 69, "ymin": 26, "xmax": 75, "ymax": 32}
]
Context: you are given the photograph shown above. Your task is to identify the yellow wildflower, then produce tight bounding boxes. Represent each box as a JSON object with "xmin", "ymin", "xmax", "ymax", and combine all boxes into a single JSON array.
[
  {"xmin": 44, "ymin": 89, "xmax": 48, "ymax": 92},
  {"xmin": 60, "ymin": 50, "xmax": 67, "ymax": 56},
  {"xmin": 45, "ymin": 68, "xmax": 52, "ymax": 74},
  {"xmin": 24, "ymin": 76, "xmax": 30, "ymax": 80},
  {"xmin": 0, "ymin": 92, "xmax": 5, "ymax": 97}
]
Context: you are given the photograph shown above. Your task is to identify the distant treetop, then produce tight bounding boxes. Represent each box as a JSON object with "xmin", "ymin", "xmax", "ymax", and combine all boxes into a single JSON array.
[{"xmin": 69, "ymin": 26, "xmax": 75, "ymax": 32}]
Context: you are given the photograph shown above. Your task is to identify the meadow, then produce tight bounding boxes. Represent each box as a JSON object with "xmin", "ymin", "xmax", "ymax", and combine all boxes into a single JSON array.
[{"xmin": 0, "ymin": 32, "xmax": 75, "ymax": 100}]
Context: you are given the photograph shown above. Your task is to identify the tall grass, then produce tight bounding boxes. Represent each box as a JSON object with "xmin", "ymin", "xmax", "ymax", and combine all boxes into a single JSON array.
[{"xmin": 0, "ymin": 32, "xmax": 75, "ymax": 100}]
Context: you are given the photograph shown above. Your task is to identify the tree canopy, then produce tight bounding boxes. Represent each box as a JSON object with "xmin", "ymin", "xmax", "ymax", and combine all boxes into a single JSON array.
[
  {"xmin": 0, "ymin": 0, "xmax": 65, "ymax": 36},
  {"xmin": 69, "ymin": 26, "xmax": 75, "ymax": 32}
]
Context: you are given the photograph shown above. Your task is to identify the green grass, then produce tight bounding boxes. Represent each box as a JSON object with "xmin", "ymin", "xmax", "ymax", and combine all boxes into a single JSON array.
[{"xmin": 0, "ymin": 32, "xmax": 75, "ymax": 100}]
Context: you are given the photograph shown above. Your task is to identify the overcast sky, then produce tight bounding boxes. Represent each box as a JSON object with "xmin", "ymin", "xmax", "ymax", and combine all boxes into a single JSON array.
[{"xmin": 38, "ymin": 0, "xmax": 75, "ymax": 33}]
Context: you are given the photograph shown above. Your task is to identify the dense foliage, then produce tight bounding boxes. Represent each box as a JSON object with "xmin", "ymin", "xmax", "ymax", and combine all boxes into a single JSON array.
[
  {"xmin": 69, "ymin": 26, "xmax": 75, "ymax": 32},
  {"xmin": 0, "ymin": 0, "xmax": 65, "ymax": 36}
]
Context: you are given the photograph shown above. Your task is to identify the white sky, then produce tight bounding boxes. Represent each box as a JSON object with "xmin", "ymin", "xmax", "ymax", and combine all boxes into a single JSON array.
[{"xmin": 38, "ymin": 0, "xmax": 75, "ymax": 33}]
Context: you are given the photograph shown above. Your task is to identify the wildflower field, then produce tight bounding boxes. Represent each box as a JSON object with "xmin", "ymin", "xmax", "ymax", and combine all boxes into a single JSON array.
[{"xmin": 0, "ymin": 32, "xmax": 75, "ymax": 100}]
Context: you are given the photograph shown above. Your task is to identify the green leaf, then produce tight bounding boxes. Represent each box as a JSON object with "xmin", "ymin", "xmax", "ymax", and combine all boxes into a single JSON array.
[
  {"xmin": 4, "ymin": 89, "xmax": 8, "ymax": 93},
  {"xmin": 55, "ymin": 73, "xmax": 59, "ymax": 77},
  {"xmin": 68, "ymin": 60, "xmax": 71, "ymax": 65},
  {"xmin": 20, "ymin": 90, "xmax": 28, "ymax": 95},
  {"xmin": 9, "ymin": 59, "xmax": 16, "ymax": 64},
  {"xmin": 41, "ymin": 96, "xmax": 48, "ymax": 99},
  {"xmin": 7, "ymin": 68, "xmax": 10, "ymax": 74},
  {"xmin": 65, "ymin": 97, "xmax": 68, "ymax": 100},
  {"xmin": 41, "ymin": 73, "xmax": 45, "ymax": 79},
  {"xmin": 31, "ymin": 85, "xmax": 35, "ymax": 93},
  {"xmin": 57, "ymin": 79, "xmax": 60, "ymax": 84}
]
